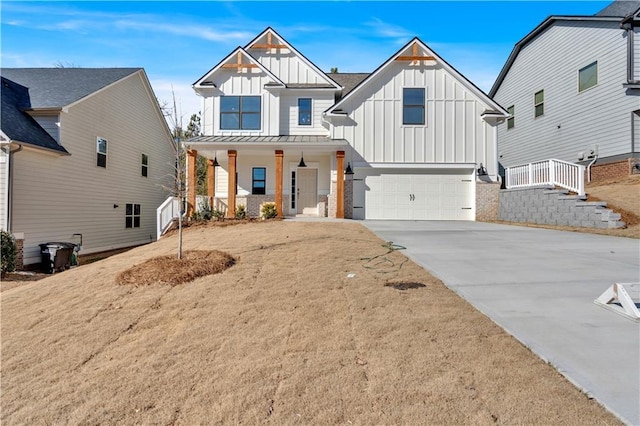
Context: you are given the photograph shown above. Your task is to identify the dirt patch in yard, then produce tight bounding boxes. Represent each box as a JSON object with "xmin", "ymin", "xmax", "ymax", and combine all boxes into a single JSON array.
[{"xmin": 0, "ymin": 221, "xmax": 621, "ymax": 425}]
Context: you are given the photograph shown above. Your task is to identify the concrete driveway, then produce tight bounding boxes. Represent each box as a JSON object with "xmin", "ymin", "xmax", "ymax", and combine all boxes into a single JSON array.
[{"xmin": 363, "ymin": 220, "xmax": 640, "ymax": 425}]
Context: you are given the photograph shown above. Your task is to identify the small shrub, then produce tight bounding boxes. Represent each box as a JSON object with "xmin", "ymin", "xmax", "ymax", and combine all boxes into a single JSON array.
[
  {"xmin": 212, "ymin": 208, "xmax": 225, "ymax": 221},
  {"xmin": 199, "ymin": 199, "xmax": 212, "ymax": 221},
  {"xmin": 190, "ymin": 210, "xmax": 203, "ymax": 221},
  {"xmin": 261, "ymin": 202, "xmax": 278, "ymax": 219},
  {"xmin": 1, "ymin": 231, "xmax": 17, "ymax": 275},
  {"xmin": 235, "ymin": 204, "xmax": 247, "ymax": 219}
]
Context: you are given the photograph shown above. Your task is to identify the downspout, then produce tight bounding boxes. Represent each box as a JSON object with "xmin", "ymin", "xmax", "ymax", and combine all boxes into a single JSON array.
[
  {"xmin": 587, "ymin": 155, "xmax": 598, "ymax": 183},
  {"xmin": 7, "ymin": 143, "xmax": 23, "ymax": 232},
  {"xmin": 621, "ymin": 21, "xmax": 633, "ymax": 84}
]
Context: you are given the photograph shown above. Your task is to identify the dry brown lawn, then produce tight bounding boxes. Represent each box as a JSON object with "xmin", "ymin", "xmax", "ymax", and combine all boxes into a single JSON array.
[
  {"xmin": 496, "ymin": 175, "xmax": 640, "ymax": 238},
  {"xmin": 1, "ymin": 221, "xmax": 621, "ymax": 425}
]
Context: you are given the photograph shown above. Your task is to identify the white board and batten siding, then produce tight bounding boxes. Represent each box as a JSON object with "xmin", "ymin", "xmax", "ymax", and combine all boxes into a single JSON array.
[
  {"xmin": 279, "ymin": 92, "xmax": 333, "ymax": 136},
  {"xmin": 11, "ymin": 71, "xmax": 174, "ymax": 265},
  {"xmin": 494, "ymin": 21, "xmax": 637, "ymax": 168},
  {"xmin": 248, "ymin": 46, "xmax": 333, "ymax": 85},
  {"xmin": 201, "ymin": 71, "xmax": 280, "ymax": 137},
  {"xmin": 330, "ymin": 62, "xmax": 497, "ymax": 175},
  {"xmin": 635, "ymin": 27, "xmax": 640, "ymax": 82}
]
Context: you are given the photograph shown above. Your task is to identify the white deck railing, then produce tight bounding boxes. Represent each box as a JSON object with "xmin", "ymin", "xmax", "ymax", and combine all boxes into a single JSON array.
[
  {"xmin": 505, "ymin": 159, "xmax": 585, "ymax": 196},
  {"xmin": 156, "ymin": 196, "xmax": 180, "ymax": 239}
]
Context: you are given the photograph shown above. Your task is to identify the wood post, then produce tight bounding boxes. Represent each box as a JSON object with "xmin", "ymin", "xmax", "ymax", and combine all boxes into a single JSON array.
[
  {"xmin": 226, "ymin": 150, "xmax": 237, "ymax": 218},
  {"xmin": 275, "ymin": 150, "xmax": 284, "ymax": 218},
  {"xmin": 336, "ymin": 150, "xmax": 345, "ymax": 219},
  {"xmin": 186, "ymin": 149, "xmax": 197, "ymax": 218},
  {"xmin": 207, "ymin": 158, "xmax": 215, "ymax": 211}
]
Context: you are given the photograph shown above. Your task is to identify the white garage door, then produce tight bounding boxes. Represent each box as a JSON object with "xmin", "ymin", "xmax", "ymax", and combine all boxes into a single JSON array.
[{"xmin": 357, "ymin": 170, "xmax": 475, "ymax": 220}]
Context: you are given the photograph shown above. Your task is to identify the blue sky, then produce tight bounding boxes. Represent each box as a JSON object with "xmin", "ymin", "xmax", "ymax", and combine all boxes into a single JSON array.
[{"xmin": 2, "ymin": 1, "xmax": 609, "ymax": 126}]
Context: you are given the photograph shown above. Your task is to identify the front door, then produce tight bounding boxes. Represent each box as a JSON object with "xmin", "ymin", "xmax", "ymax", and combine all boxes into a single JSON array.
[{"xmin": 297, "ymin": 168, "xmax": 318, "ymax": 215}]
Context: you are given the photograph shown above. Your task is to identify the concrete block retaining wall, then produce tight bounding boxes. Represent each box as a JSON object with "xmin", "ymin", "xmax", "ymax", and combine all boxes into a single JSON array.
[{"xmin": 499, "ymin": 186, "xmax": 625, "ymax": 229}]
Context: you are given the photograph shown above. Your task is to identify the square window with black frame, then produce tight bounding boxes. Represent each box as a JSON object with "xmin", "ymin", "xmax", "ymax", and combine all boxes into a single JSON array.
[
  {"xmin": 126, "ymin": 203, "xmax": 141, "ymax": 228},
  {"xmin": 252, "ymin": 167, "xmax": 266, "ymax": 195},
  {"xmin": 97, "ymin": 137, "xmax": 107, "ymax": 168}
]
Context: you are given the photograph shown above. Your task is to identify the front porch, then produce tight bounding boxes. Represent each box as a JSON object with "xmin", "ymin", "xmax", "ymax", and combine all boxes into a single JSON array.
[{"xmin": 185, "ymin": 136, "xmax": 353, "ymax": 220}]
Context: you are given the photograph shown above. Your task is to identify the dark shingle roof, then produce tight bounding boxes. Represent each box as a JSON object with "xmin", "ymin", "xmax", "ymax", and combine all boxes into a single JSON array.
[
  {"xmin": 0, "ymin": 68, "xmax": 140, "ymax": 108},
  {"xmin": 595, "ymin": 0, "xmax": 640, "ymax": 17},
  {"xmin": 1, "ymin": 77, "xmax": 68, "ymax": 153},
  {"xmin": 330, "ymin": 73, "xmax": 370, "ymax": 97}
]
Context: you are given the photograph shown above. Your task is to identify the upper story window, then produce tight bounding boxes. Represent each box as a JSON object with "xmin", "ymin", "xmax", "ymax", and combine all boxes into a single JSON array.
[
  {"xmin": 507, "ymin": 105, "xmax": 515, "ymax": 129},
  {"xmin": 403, "ymin": 88, "xmax": 425, "ymax": 125},
  {"xmin": 298, "ymin": 98, "xmax": 312, "ymax": 126},
  {"xmin": 141, "ymin": 154, "xmax": 148, "ymax": 177},
  {"xmin": 220, "ymin": 96, "xmax": 261, "ymax": 130},
  {"xmin": 534, "ymin": 90, "xmax": 544, "ymax": 118},
  {"xmin": 578, "ymin": 61, "xmax": 598, "ymax": 92},
  {"xmin": 96, "ymin": 137, "xmax": 107, "ymax": 168},
  {"xmin": 252, "ymin": 167, "xmax": 266, "ymax": 195}
]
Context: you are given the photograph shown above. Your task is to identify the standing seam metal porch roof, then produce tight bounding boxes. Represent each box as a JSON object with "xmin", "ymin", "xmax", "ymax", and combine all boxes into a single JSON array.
[{"xmin": 187, "ymin": 135, "xmax": 347, "ymax": 144}]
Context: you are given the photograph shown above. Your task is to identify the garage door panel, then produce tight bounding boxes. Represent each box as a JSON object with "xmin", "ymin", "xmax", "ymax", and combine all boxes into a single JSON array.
[{"xmin": 363, "ymin": 170, "xmax": 475, "ymax": 220}]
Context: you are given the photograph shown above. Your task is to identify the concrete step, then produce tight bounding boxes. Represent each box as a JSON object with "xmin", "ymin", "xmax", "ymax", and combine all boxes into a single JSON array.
[
  {"xmin": 558, "ymin": 194, "xmax": 588, "ymax": 201},
  {"xmin": 608, "ymin": 221, "xmax": 627, "ymax": 229},
  {"xmin": 544, "ymin": 189, "xmax": 569, "ymax": 195},
  {"xmin": 575, "ymin": 201, "xmax": 608, "ymax": 208}
]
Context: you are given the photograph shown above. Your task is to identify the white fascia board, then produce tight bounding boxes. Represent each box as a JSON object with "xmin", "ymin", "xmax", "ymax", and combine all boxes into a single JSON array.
[
  {"xmin": 245, "ymin": 27, "xmax": 342, "ymax": 90},
  {"xmin": 193, "ymin": 47, "xmax": 286, "ymax": 89},
  {"xmin": 357, "ymin": 162, "xmax": 476, "ymax": 170}
]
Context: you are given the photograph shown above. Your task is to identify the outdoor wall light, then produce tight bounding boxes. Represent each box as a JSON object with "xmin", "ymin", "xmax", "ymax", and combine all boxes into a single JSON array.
[
  {"xmin": 298, "ymin": 152, "xmax": 307, "ymax": 168},
  {"xmin": 113, "ymin": 204, "xmax": 119, "ymax": 209},
  {"xmin": 477, "ymin": 163, "xmax": 488, "ymax": 176},
  {"xmin": 213, "ymin": 156, "xmax": 220, "ymax": 167},
  {"xmin": 345, "ymin": 162, "xmax": 354, "ymax": 175}
]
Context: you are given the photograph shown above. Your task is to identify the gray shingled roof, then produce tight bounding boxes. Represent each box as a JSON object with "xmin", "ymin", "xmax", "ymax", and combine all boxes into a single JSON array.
[
  {"xmin": 330, "ymin": 73, "xmax": 370, "ymax": 97},
  {"xmin": 0, "ymin": 68, "xmax": 141, "ymax": 108},
  {"xmin": 596, "ymin": 0, "xmax": 640, "ymax": 17},
  {"xmin": 1, "ymin": 77, "xmax": 68, "ymax": 153}
]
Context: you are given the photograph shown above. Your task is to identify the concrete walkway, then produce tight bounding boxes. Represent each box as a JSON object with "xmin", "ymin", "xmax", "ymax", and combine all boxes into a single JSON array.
[{"xmin": 362, "ymin": 221, "xmax": 640, "ymax": 425}]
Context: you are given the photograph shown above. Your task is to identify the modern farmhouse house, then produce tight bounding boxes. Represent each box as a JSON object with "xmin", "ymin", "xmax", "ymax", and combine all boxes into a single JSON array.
[
  {"xmin": 0, "ymin": 68, "xmax": 174, "ymax": 267},
  {"xmin": 185, "ymin": 28, "xmax": 508, "ymax": 221},
  {"xmin": 490, "ymin": 0, "xmax": 640, "ymax": 182}
]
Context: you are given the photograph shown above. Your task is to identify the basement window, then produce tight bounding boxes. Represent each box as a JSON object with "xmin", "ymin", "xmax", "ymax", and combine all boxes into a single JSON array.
[{"xmin": 125, "ymin": 203, "xmax": 141, "ymax": 228}]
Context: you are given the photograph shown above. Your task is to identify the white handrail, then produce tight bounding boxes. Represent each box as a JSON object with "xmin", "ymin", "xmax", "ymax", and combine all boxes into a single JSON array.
[
  {"xmin": 156, "ymin": 196, "xmax": 179, "ymax": 239},
  {"xmin": 505, "ymin": 159, "xmax": 585, "ymax": 196}
]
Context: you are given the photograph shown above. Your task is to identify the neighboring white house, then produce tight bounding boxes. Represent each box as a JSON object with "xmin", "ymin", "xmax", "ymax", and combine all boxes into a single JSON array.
[
  {"xmin": 490, "ymin": 0, "xmax": 640, "ymax": 181},
  {"xmin": 187, "ymin": 28, "xmax": 508, "ymax": 221},
  {"xmin": 0, "ymin": 68, "xmax": 174, "ymax": 267}
]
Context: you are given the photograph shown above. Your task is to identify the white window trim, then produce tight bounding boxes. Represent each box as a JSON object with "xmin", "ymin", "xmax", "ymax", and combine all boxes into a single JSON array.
[
  {"xmin": 217, "ymin": 95, "xmax": 263, "ymax": 133},
  {"xmin": 96, "ymin": 137, "xmax": 107, "ymax": 168},
  {"xmin": 401, "ymin": 87, "xmax": 427, "ymax": 127},
  {"xmin": 297, "ymin": 97, "xmax": 313, "ymax": 126},
  {"xmin": 534, "ymin": 89, "xmax": 544, "ymax": 118},
  {"xmin": 578, "ymin": 61, "xmax": 598, "ymax": 93}
]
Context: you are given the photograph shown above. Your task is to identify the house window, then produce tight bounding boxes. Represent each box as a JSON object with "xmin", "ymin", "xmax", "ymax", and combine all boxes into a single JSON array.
[
  {"xmin": 403, "ymin": 88, "xmax": 425, "ymax": 125},
  {"xmin": 507, "ymin": 105, "xmax": 515, "ymax": 129},
  {"xmin": 534, "ymin": 90, "xmax": 544, "ymax": 118},
  {"xmin": 220, "ymin": 96, "xmax": 261, "ymax": 130},
  {"xmin": 252, "ymin": 167, "xmax": 266, "ymax": 195},
  {"xmin": 96, "ymin": 137, "xmax": 107, "ymax": 168},
  {"xmin": 579, "ymin": 61, "xmax": 598, "ymax": 92},
  {"xmin": 125, "ymin": 203, "xmax": 141, "ymax": 228},
  {"xmin": 291, "ymin": 171, "xmax": 296, "ymax": 209},
  {"xmin": 141, "ymin": 154, "xmax": 148, "ymax": 177},
  {"xmin": 298, "ymin": 98, "xmax": 312, "ymax": 126}
]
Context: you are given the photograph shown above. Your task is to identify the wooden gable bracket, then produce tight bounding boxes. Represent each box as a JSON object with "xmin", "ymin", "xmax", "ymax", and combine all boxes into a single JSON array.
[
  {"xmin": 221, "ymin": 51, "xmax": 259, "ymax": 70},
  {"xmin": 395, "ymin": 42, "xmax": 435, "ymax": 64},
  {"xmin": 250, "ymin": 32, "xmax": 287, "ymax": 49}
]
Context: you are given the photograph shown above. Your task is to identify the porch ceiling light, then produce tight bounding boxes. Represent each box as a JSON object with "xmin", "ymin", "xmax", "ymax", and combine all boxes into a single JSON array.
[
  {"xmin": 213, "ymin": 157, "xmax": 220, "ymax": 167},
  {"xmin": 345, "ymin": 162, "xmax": 354, "ymax": 175},
  {"xmin": 298, "ymin": 153, "xmax": 307, "ymax": 168}
]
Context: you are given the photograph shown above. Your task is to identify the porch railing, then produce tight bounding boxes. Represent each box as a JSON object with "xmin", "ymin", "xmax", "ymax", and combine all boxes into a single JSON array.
[
  {"xmin": 156, "ymin": 196, "xmax": 180, "ymax": 239},
  {"xmin": 505, "ymin": 159, "xmax": 585, "ymax": 196}
]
